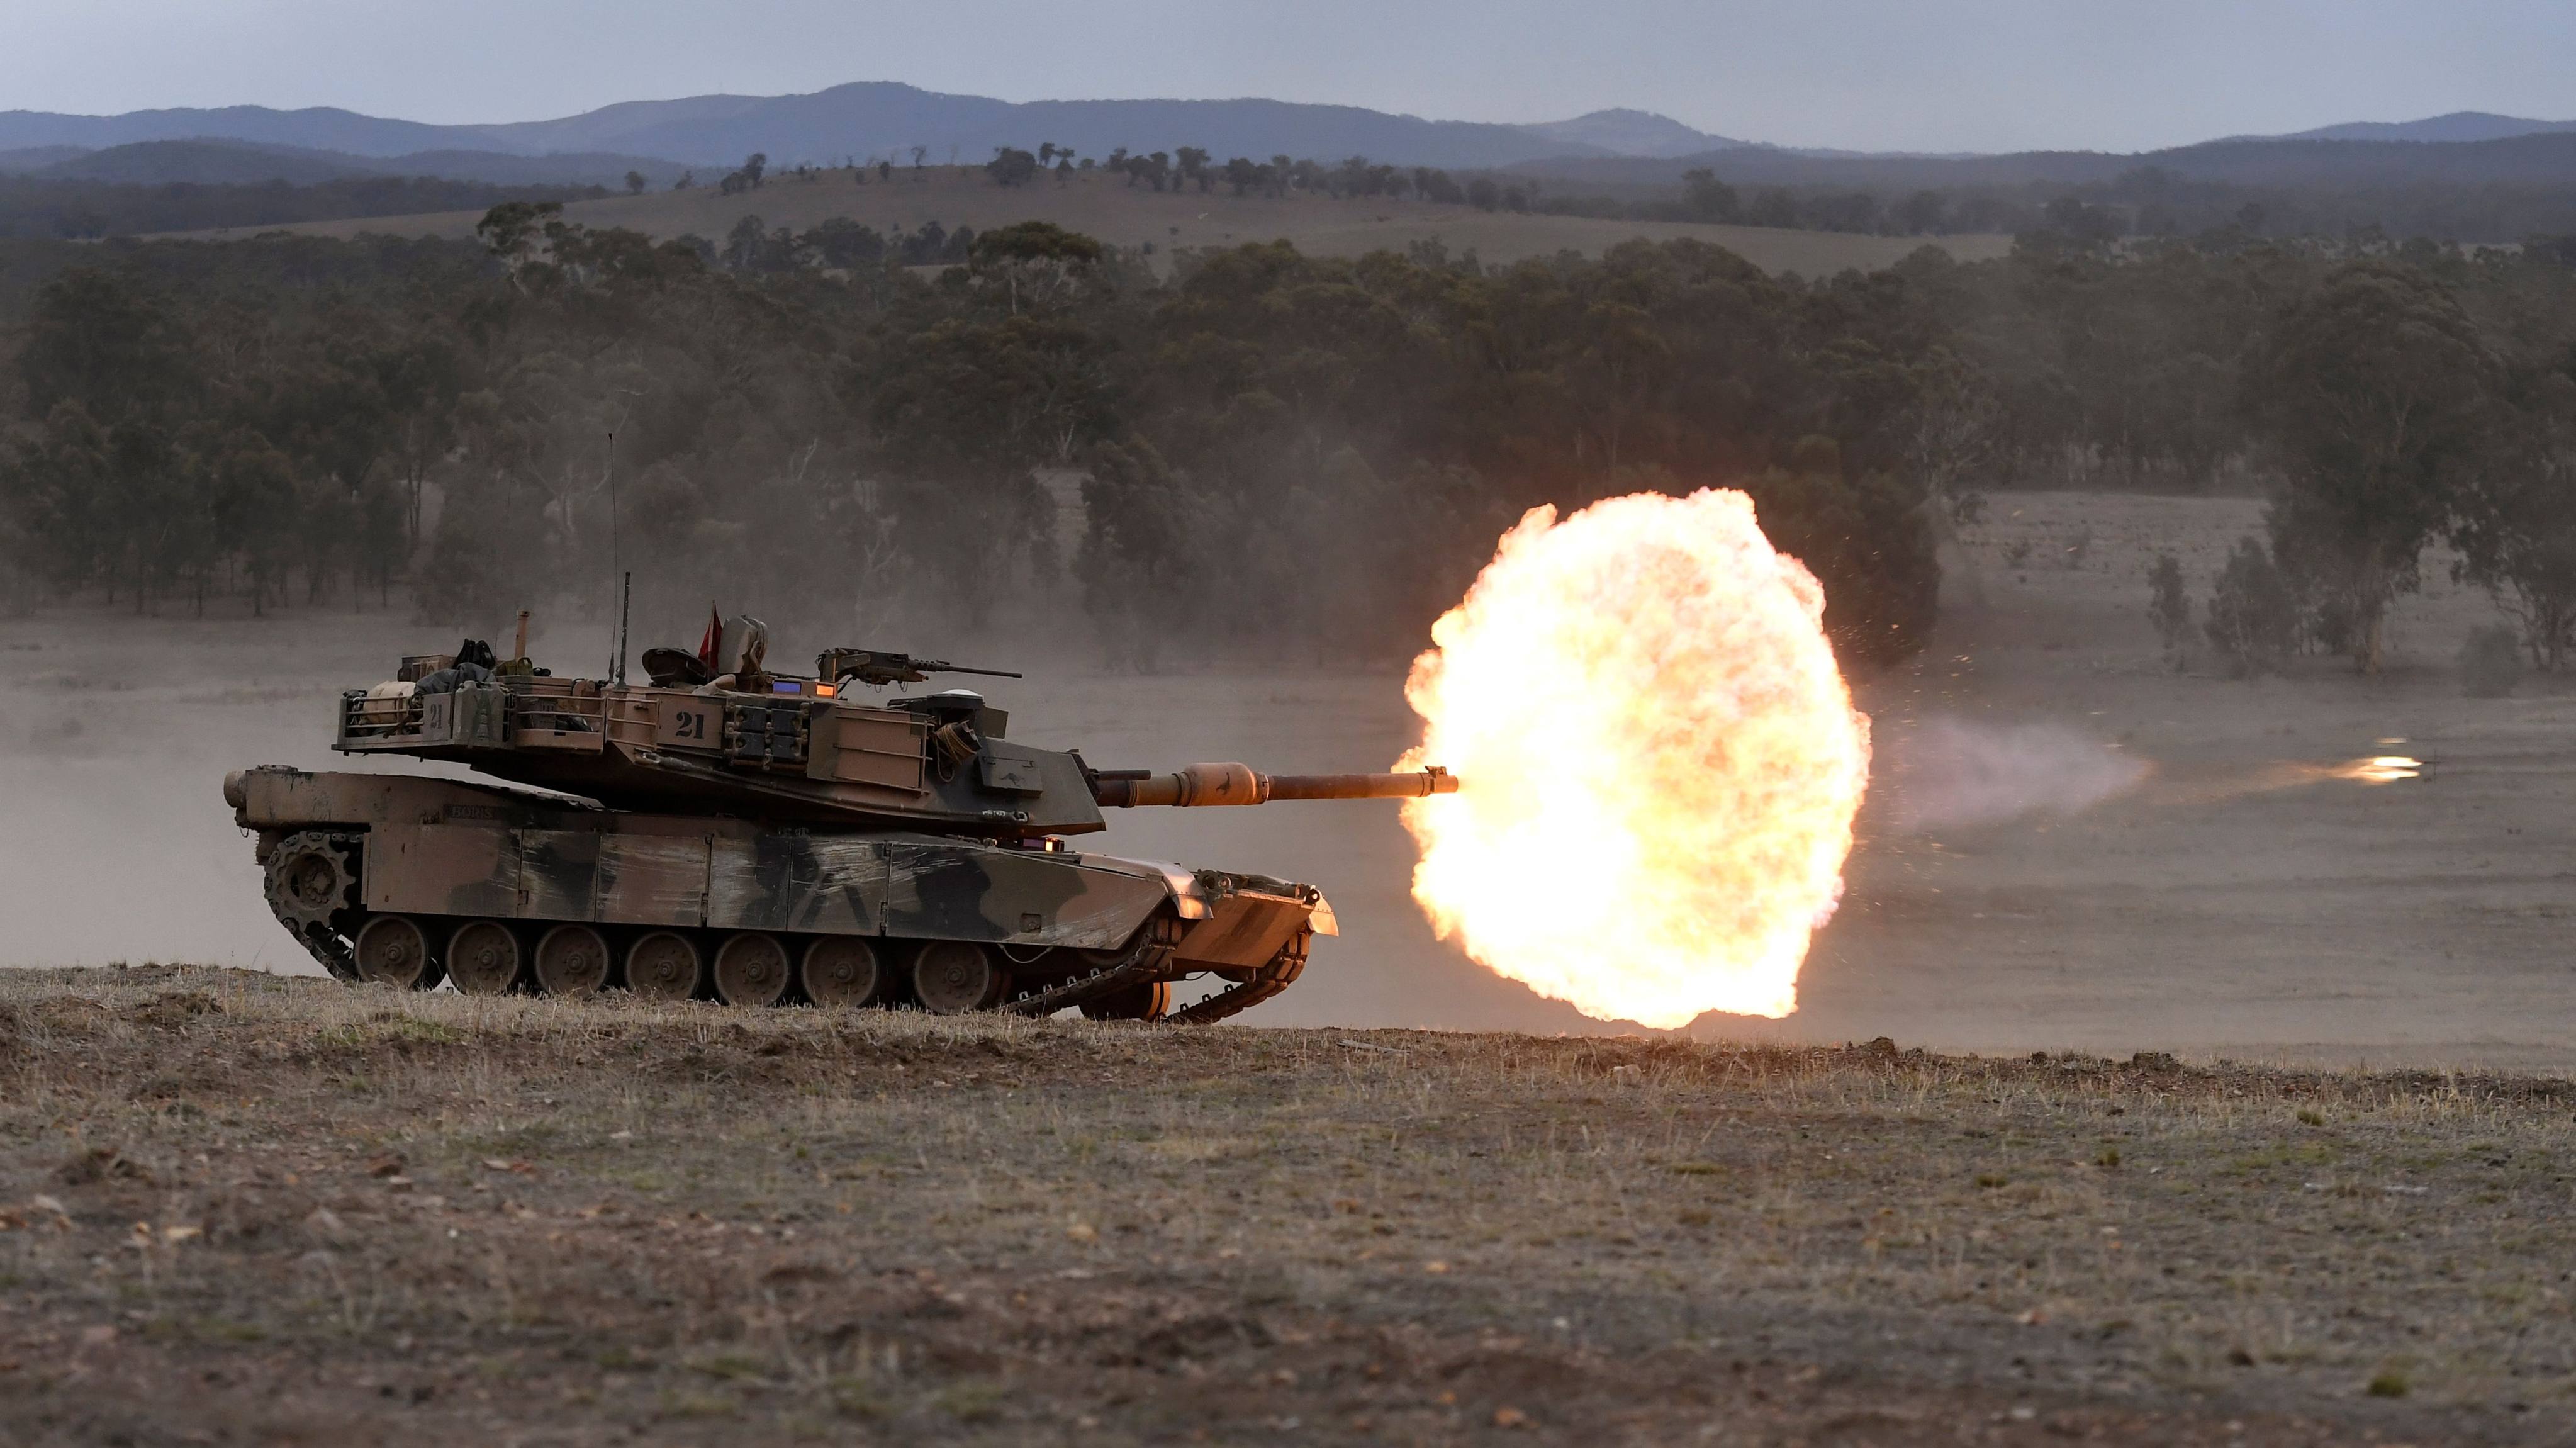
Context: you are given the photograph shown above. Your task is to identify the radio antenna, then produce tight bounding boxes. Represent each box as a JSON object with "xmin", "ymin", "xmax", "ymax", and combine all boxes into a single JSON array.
[
  {"xmin": 605, "ymin": 429, "xmax": 620, "ymax": 683},
  {"xmin": 615, "ymin": 571, "xmax": 632, "ymax": 685}
]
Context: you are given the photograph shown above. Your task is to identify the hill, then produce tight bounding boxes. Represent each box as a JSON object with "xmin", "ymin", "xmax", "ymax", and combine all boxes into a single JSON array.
[
  {"xmin": 0, "ymin": 102, "xmax": 464, "ymax": 158},
  {"xmin": 0, "ymin": 145, "xmax": 89, "ymax": 173},
  {"xmin": 1, "ymin": 964, "xmax": 2564, "ymax": 1444},
  {"xmin": 1512, "ymin": 107, "xmax": 1745, "ymax": 158},
  {"xmin": 17, "ymin": 137, "xmax": 692, "ymax": 189},
  {"xmin": 167, "ymin": 164, "xmax": 2013, "ymax": 274},
  {"xmin": 2272, "ymin": 110, "xmax": 2576, "ymax": 143},
  {"xmin": 1520, "ymin": 128, "xmax": 2576, "ymax": 193},
  {"xmin": 30, "ymin": 138, "xmax": 373, "ymax": 186}
]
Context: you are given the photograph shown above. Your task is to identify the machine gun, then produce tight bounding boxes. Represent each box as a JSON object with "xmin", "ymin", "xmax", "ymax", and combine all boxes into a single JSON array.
[{"xmin": 817, "ymin": 648, "xmax": 1025, "ymax": 688}]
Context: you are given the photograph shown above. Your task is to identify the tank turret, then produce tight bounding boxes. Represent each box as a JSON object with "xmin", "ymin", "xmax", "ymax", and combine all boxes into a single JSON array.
[{"xmin": 230, "ymin": 629, "xmax": 1455, "ymax": 1026}]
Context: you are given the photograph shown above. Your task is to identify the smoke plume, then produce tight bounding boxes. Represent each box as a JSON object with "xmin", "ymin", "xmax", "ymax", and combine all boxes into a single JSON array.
[{"xmin": 1879, "ymin": 716, "xmax": 2147, "ymax": 833}]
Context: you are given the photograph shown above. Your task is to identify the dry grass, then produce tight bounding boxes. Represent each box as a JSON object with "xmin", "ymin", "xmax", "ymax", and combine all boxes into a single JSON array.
[
  {"xmin": 2, "ymin": 967, "xmax": 2569, "ymax": 1443},
  {"xmin": 162, "ymin": 164, "xmax": 2012, "ymax": 276}
]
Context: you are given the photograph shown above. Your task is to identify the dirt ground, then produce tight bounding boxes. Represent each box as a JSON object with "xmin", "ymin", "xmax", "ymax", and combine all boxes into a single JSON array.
[
  {"xmin": 160, "ymin": 164, "xmax": 2014, "ymax": 277},
  {"xmin": 3, "ymin": 965, "xmax": 2570, "ymax": 1445}
]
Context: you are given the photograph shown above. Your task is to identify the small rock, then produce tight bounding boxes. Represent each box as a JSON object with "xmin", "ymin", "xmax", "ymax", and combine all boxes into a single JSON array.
[{"xmin": 1494, "ymin": 1406, "xmax": 1529, "ymax": 1428}]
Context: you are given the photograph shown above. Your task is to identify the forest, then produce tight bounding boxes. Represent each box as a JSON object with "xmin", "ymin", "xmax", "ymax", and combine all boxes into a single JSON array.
[{"xmin": 3, "ymin": 206, "xmax": 2575, "ymax": 675}]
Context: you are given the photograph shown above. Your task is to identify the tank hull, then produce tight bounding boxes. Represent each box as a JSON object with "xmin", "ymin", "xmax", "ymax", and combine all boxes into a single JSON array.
[{"xmin": 228, "ymin": 767, "xmax": 1325, "ymax": 1021}]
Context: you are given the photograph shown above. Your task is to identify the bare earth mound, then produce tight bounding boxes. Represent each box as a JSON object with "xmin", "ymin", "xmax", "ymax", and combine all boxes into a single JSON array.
[{"xmin": 2, "ymin": 968, "xmax": 2567, "ymax": 1444}]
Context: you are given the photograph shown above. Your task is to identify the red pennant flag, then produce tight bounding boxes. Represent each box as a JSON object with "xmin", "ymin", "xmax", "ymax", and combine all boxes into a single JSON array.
[{"xmin": 697, "ymin": 603, "xmax": 723, "ymax": 671}]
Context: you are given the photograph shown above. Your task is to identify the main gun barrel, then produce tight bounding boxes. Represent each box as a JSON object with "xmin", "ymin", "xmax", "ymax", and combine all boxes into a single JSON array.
[{"xmin": 1092, "ymin": 762, "xmax": 1456, "ymax": 808}]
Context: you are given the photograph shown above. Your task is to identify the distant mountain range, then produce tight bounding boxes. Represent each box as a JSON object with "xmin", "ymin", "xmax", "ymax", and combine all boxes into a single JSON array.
[
  {"xmin": 0, "ymin": 85, "xmax": 2572, "ymax": 194},
  {"xmin": 0, "ymin": 84, "xmax": 1708, "ymax": 174}
]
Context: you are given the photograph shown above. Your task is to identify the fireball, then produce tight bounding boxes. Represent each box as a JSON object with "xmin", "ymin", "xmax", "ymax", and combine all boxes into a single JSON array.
[{"xmin": 1397, "ymin": 490, "xmax": 1871, "ymax": 1026}]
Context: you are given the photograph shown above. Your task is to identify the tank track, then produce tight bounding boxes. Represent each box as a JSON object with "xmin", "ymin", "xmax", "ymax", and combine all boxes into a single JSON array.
[
  {"xmin": 269, "ymin": 871, "xmax": 1308, "ymax": 1024},
  {"xmin": 1165, "ymin": 933, "xmax": 1308, "ymax": 1025},
  {"xmin": 999, "ymin": 921, "xmax": 1184, "ymax": 1018}
]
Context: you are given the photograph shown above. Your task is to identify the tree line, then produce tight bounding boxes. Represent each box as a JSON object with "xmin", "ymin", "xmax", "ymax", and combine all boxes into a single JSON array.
[
  {"xmin": 4, "ymin": 215, "xmax": 2576, "ymax": 678},
  {"xmin": 1871, "ymin": 231, "xmax": 2576, "ymax": 675},
  {"xmin": 0, "ymin": 215, "xmax": 1952, "ymax": 666}
]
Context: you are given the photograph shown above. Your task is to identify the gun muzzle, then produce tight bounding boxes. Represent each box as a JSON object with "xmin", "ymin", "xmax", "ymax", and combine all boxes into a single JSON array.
[{"xmin": 1093, "ymin": 763, "xmax": 1457, "ymax": 807}]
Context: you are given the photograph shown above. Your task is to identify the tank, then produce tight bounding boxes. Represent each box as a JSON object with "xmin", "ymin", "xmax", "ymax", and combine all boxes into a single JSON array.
[{"xmin": 225, "ymin": 628, "xmax": 1455, "ymax": 1023}]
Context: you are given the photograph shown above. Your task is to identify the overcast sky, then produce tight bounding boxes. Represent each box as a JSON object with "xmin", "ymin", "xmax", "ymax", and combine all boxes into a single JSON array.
[{"xmin": 6, "ymin": 0, "xmax": 2571, "ymax": 154}]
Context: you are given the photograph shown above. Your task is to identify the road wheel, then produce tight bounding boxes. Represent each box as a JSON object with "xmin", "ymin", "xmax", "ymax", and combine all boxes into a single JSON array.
[
  {"xmin": 714, "ymin": 933, "xmax": 793, "ymax": 1007},
  {"xmin": 912, "ymin": 940, "xmax": 1005, "ymax": 1014},
  {"xmin": 447, "ymin": 920, "xmax": 523, "ymax": 995},
  {"xmin": 352, "ymin": 916, "xmax": 442, "ymax": 991},
  {"xmin": 802, "ymin": 938, "xmax": 883, "ymax": 1009},
  {"xmin": 534, "ymin": 924, "xmax": 612, "ymax": 997},
  {"xmin": 625, "ymin": 931, "xmax": 703, "ymax": 1002},
  {"xmin": 1081, "ymin": 980, "xmax": 1171, "ymax": 1023}
]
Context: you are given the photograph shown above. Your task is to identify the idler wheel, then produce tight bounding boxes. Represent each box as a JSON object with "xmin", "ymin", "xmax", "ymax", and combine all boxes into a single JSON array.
[
  {"xmin": 447, "ymin": 920, "xmax": 524, "ymax": 996},
  {"xmin": 802, "ymin": 938, "xmax": 883, "ymax": 1009},
  {"xmin": 353, "ymin": 916, "xmax": 442, "ymax": 991},
  {"xmin": 714, "ymin": 933, "xmax": 793, "ymax": 1007},
  {"xmin": 912, "ymin": 940, "xmax": 1006, "ymax": 1014},
  {"xmin": 534, "ymin": 924, "xmax": 612, "ymax": 997},
  {"xmin": 625, "ymin": 931, "xmax": 703, "ymax": 1002},
  {"xmin": 1080, "ymin": 980, "xmax": 1171, "ymax": 1023}
]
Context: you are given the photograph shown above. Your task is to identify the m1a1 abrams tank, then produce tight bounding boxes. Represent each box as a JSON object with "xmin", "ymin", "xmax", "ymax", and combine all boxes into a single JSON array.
[{"xmin": 226, "ymin": 626, "xmax": 1455, "ymax": 1023}]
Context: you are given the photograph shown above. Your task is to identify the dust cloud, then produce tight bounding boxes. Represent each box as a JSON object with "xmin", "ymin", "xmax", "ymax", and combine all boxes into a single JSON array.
[{"xmin": 1873, "ymin": 714, "xmax": 2148, "ymax": 834}]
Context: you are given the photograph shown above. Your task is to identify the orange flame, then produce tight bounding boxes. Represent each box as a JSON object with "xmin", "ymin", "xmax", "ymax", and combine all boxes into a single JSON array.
[{"xmin": 1396, "ymin": 490, "xmax": 1871, "ymax": 1026}]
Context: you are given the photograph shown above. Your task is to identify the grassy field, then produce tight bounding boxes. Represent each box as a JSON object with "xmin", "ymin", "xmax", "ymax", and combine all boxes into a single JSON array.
[
  {"xmin": 2, "ymin": 965, "xmax": 2569, "ymax": 1444},
  {"xmin": 168, "ymin": 164, "xmax": 2013, "ymax": 276}
]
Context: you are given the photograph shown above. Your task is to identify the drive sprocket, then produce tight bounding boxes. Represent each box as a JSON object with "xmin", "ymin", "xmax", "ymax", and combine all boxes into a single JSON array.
[{"xmin": 264, "ymin": 830, "xmax": 365, "ymax": 981}]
